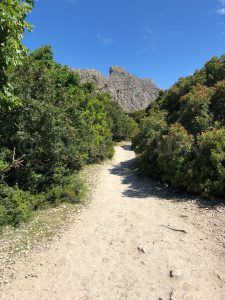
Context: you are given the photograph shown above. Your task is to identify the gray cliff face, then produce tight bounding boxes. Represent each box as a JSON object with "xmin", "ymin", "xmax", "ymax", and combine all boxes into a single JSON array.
[{"xmin": 76, "ymin": 66, "xmax": 159, "ymax": 112}]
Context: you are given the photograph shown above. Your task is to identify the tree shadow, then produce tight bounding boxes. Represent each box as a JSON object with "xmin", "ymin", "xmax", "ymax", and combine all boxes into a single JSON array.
[
  {"xmin": 121, "ymin": 145, "xmax": 132, "ymax": 151},
  {"xmin": 109, "ymin": 157, "xmax": 189, "ymax": 202},
  {"xmin": 109, "ymin": 153, "xmax": 225, "ymax": 208},
  {"xmin": 196, "ymin": 198, "xmax": 225, "ymax": 209}
]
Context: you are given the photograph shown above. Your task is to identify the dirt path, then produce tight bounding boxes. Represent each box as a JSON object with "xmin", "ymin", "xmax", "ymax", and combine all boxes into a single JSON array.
[{"xmin": 1, "ymin": 145, "xmax": 225, "ymax": 300}]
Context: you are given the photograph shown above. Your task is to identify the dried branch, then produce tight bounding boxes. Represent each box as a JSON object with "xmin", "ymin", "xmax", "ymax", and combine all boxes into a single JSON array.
[
  {"xmin": 161, "ymin": 225, "xmax": 187, "ymax": 234},
  {"xmin": 0, "ymin": 148, "xmax": 25, "ymax": 179}
]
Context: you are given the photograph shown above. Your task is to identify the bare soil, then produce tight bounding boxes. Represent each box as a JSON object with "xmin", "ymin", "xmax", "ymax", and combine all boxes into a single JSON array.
[{"xmin": 0, "ymin": 144, "xmax": 225, "ymax": 300}]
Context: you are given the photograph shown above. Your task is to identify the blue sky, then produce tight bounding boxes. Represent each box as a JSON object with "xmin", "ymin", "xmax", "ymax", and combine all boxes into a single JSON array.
[{"xmin": 24, "ymin": 0, "xmax": 225, "ymax": 89}]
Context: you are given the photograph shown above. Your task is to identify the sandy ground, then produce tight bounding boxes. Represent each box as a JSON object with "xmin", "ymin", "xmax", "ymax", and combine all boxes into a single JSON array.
[{"xmin": 0, "ymin": 144, "xmax": 225, "ymax": 300}]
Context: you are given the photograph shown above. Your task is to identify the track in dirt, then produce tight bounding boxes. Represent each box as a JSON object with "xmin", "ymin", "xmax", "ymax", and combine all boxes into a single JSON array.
[{"xmin": 1, "ymin": 144, "xmax": 225, "ymax": 300}]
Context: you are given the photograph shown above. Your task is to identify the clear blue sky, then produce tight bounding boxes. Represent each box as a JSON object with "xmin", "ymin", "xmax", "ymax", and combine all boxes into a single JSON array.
[{"xmin": 24, "ymin": 0, "xmax": 225, "ymax": 89}]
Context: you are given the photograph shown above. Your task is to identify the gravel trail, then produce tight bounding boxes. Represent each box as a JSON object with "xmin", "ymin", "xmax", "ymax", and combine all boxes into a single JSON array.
[{"xmin": 1, "ymin": 144, "xmax": 225, "ymax": 300}]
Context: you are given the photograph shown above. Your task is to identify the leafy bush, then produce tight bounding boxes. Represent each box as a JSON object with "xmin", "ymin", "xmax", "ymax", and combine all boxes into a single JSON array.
[
  {"xmin": 132, "ymin": 106, "xmax": 167, "ymax": 154},
  {"xmin": 133, "ymin": 55, "xmax": 225, "ymax": 200},
  {"xmin": 210, "ymin": 80, "xmax": 225, "ymax": 123},
  {"xmin": 204, "ymin": 55, "xmax": 225, "ymax": 86},
  {"xmin": 0, "ymin": 0, "xmax": 136, "ymax": 227},
  {"xmin": 129, "ymin": 110, "xmax": 147, "ymax": 124},
  {"xmin": 105, "ymin": 101, "xmax": 138, "ymax": 141},
  {"xmin": 177, "ymin": 84, "xmax": 214, "ymax": 135},
  {"xmin": 0, "ymin": 183, "xmax": 40, "ymax": 227},
  {"xmin": 156, "ymin": 124, "xmax": 194, "ymax": 189},
  {"xmin": 0, "ymin": 45, "xmax": 136, "ymax": 227},
  {"xmin": 190, "ymin": 128, "xmax": 225, "ymax": 198}
]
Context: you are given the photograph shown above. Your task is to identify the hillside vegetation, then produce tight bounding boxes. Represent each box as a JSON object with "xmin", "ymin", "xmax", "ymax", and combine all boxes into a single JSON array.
[
  {"xmin": 132, "ymin": 55, "xmax": 225, "ymax": 200},
  {"xmin": 0, "ymin": 47, "xmax": 137, "ymax": 227}
]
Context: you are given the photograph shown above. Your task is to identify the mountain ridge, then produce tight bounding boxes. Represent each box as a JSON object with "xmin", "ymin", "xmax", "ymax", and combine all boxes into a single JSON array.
[{"xmin": 76, "ymin": 66, "xmax": 160, "ymax": 112}]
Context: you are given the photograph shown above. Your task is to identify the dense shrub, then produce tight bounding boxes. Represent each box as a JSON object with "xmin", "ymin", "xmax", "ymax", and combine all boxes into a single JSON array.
[
  {"xmin": 129, "ymin": 110, "xmax": 147, "ymax": 124},
  {"xmin": 204, "ymin": 55, "xmax": 225, "ymax": 86},
  {"xmin": 156, "ymin": 124, "xmax": 194, "ymax": 190},
  {"xmin": 132, "ymin": 106, "xmax": 167, "ymax": 154},
  {"xmin": 106, "ymin": 101, "xmax": 138, "ymax": 141},
  {"xmin": 133, "ymin": 55, "xmax": 225, "ymax": 200},
  {"xmin": 0, "ymin": 183, "xmax": 41, "ymax": 227},
  {"xmin": 210, "ymin": 80, "xmax": 225, "ymax": 123},
  {"xmin": 177, "ymin": 84, "xmax": 214, "ymax": 135},
  {"xmin": 132, "ymin": 106, "xmax": 167, "ymax": 178},
  {"xmin": 190, "ymin": 128, "xmax": 225, "ymax": 198},
  {"xmin": 0, "ymin": 46, "xmax": 136, "ymax": 227}
]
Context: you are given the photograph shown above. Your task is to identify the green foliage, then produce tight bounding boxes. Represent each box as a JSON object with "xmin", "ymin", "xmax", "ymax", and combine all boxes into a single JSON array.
[
  {"xmin": 133, "ymin": 54, "xmax": 225, "ymax": 200},
  {"xmin": 0, "ymin": 0, "xmax": 33, "ymax": 109},
  {"xmin": 0, "ymin": 183, "xmax": 40, "ymax": 227},
  {"xmin": 204, "ymin": 55, "xmax": 225, "ymax": 86},
  {"xmin": 46, "ymin": 171, "xmax": 86, "ymax": 206},
  {"xmin": 191, "ymin": 128, "xmax": 225, "ymax": 198},
  {"xmin": 129, "ymin": 110, "xmax": 147, "ymax": 124},
  {"xmin": 163, "ymin": 76, "xmax": 195, "ymax": 123},
  {"xmin": 106, "ymin": 101, "xmax": 138, "ymax": 141},
  {"xmin": 210, "ymin": 80, "xmax": 225, "ymax": 123},
  {"xmin": 131, "ymin": 106, "xmax": 168, "ymax": 178},
  {"xmin": 177, "ymin": 84, "xmax": 214, "ymax": 135},
  {"xmin": 0, "ymin": 46, "xmax": 136, "ymax": 227},
  {"xmin": 156, "ymin": 124, "xmax": 194, "ymax": 189},
  {"xmin": 132, "ymin": 106, "xmax": 168, "ymax": 154}
]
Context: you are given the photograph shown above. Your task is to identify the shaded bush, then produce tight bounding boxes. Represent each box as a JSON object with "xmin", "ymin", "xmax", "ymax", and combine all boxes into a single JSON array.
[
  {"xmin": 132, "ymin": 106, "xmax": 168, "ymax": 154},
  {"xmin": 0, "ymin": 183, "xmax": 41, "ymax": 227},
  {"xmin": 105, "ymin": 101, "xmax": 138, "ymax": 141},
  {"xmin": 177, "ymin": 84, "xmax": 214, "ymax": 135},
  {"xmin": 133, "ymin": 55, "xmax": 225, "ymax": 200},
  {"xmin": 0, "ymin": 46, "xmax": 136, "ymax": 227},
  {"xmin": 210, "ymin": 80, "xmax": 225, "ymax": 123},
  {"xmin": 190, "ymin": 128, "xmax": 225, "ymax": 198},
  {"xmin": 156, "ymin": 124, "xmax": 194, "ymax": 190}
]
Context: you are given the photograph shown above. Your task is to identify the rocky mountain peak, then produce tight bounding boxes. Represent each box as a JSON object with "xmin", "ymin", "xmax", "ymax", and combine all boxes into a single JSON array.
[
  {"xmin": 109, "ymin": 66, "xmax": 129, "ymax": 76},
  {"xmin": 76, "ymin": 66, "xmax": 160, "ymax": 112}
]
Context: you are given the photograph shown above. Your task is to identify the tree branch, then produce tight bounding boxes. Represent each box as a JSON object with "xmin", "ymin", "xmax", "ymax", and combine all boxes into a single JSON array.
[{"xmin": 0, "ymin": 148, "xmax": 25, "ymax": 179}]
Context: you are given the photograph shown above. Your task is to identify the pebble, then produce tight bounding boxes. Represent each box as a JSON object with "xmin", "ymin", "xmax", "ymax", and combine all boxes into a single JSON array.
[
  {"xmin": 169, "ymin": 291, "xmax": 175, "ymax": 300},
  {"xmin": 170, "ymin": 269, "xmax": 182, "ymax": 278},
  {"xmin": 137, "ymin": 246, "xmax": 146, "ymax": 254}
]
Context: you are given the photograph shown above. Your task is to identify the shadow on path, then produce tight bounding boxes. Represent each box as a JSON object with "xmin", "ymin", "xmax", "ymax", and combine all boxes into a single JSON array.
[
  {"xmin": 110, "ymin": 147, "xmax": 225, "ymax": 208},
  {"xmin": 110, "ymin": 156, "xmax": 188, "ymax": 202},
  {"xmin": 121, "ymin": 145, "xmax": 133, "ymax": 151}
]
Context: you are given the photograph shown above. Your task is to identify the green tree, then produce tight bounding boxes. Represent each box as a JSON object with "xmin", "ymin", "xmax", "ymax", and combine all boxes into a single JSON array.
[
  {"xmin": 105, "ymin": 101, "xmax": 138, "ymax": 141},
  {"xmin": 177, "ymin": 84, "xmax": 214, "ymax": 135},
  {"xmin": 1, "ymin": 46, "xmax": 123, "ymax": 227},
  {"xmin": 157, "ymin": 124, "xmax": 194, "ymax": 189},
  {"xmin": 132, "ymin": 107, "xmax": 167, "ymax": 154},
  {"xmin": 0, "ymin": 0, "xmax": 33, "ymax": 109},
  {"xmin": 191, "ymin": 128, "xmax": 225, "ymax": 198},
  {"xmin": 210, "ymin": 80, "xmax": 225, "ymax": 124},
  {"xmin": 132, "ymin": 107, "xmax": 168, "ymax": 178},
  {"xmin": 204, "ymin": 55, "xmax": 225, "ymax": 86},
  {"xmin": 132, "ymin": 54, "xmax": 225, "ymax": 201}
]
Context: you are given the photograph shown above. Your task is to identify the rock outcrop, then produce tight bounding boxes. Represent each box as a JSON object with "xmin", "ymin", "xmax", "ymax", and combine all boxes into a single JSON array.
[{"xmin": 76, "ymin": 66, "xmax": 159, "ymax": 112}]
